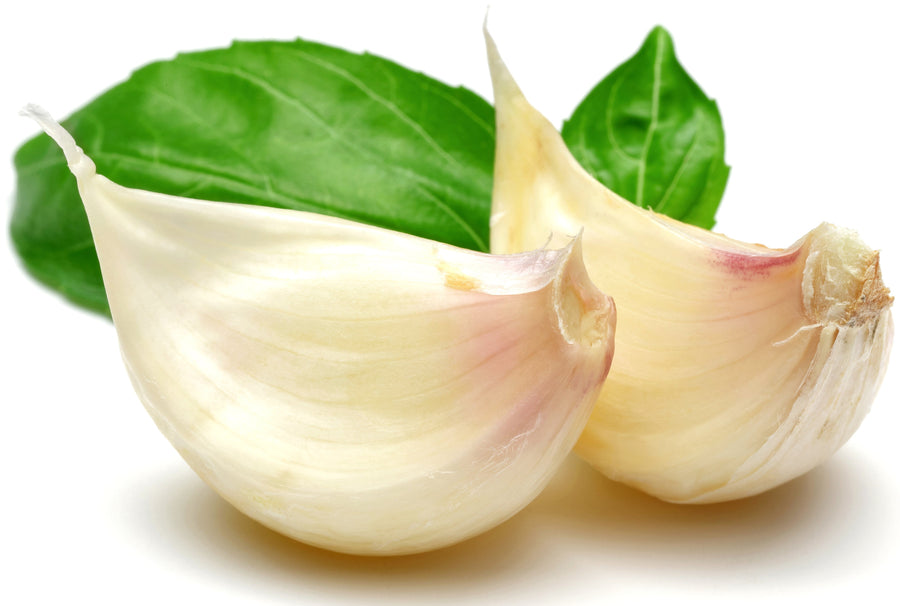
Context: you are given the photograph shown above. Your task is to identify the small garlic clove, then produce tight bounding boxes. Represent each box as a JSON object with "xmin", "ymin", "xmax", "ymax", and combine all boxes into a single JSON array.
[
  {"xmin": 26, "ymin": 105, "xmax": 615, "ymax": 554},
  {"xmin": 485, "ymin": 34, "xmax": 893, "ymax": 503}
]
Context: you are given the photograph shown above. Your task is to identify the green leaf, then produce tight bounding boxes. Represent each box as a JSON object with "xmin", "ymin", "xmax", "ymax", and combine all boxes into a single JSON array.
[
  {"xmin": 12, "ymin": 39, "xmax": 495, "ymax": 315},
  {"xmin": 561, "ymin": 26, "xmax": 729, "ymax": 229}
]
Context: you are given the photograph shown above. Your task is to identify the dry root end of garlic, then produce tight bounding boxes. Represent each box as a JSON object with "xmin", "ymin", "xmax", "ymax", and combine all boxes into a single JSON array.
[
  {"xmin": 485, "ymin": 31, "xmax": 893, "ymax": 504},
  {"xmin": 24, "ymin": 104, "xmax": 616, "ymax": 555}
]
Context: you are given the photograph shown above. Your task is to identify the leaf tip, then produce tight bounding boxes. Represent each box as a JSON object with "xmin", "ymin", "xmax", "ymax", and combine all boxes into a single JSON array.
[{"xmin": 643, "ymin": 25, "xmax": 675, "ymax": 53}]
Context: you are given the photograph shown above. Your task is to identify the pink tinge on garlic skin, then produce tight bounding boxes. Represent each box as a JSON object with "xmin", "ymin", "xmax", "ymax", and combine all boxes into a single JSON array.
[
  {"xmin": 443, "ymin": 288, "xmax": 614, "ymax": 504},
  {"xmin": 485, "ymin": 341, "xmax": 615, "ymax": 451},
  {"xmin": 710, "ymin": 247, "xmax": 803, "ymax": 279},
  {"xmin": 434, "ymin": 236, "xmax": 614, "ymax": 452},
  {"xmin": 441, "ymin": 253, "xmax": 615, "ymax": 468}
]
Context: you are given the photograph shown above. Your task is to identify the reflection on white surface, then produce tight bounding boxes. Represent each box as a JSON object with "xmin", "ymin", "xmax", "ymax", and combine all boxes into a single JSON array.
[{"xmin": 109, "ymin": 451, "xmax": 890, "ymax": 604}]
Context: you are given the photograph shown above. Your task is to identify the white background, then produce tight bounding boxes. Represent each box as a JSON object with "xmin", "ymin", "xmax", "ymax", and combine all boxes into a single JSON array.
[{"xmin": 1, "ymin": 1, "xmax": 898, "ymax": 604}]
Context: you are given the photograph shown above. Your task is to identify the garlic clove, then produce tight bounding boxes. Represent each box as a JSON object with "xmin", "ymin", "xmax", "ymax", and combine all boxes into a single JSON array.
[
  {"xmin": 485, "ymin": 34, "xmax": 893, "ymax": 504},
  {"xmin": 25, "ymin": 105, "xmax": 616, "ymax": 554}
]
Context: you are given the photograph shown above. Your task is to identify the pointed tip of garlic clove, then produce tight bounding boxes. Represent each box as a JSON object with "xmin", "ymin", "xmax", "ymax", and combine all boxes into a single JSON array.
[
  {"xmin": 484, "ymin": 26, "xmax": 521, "ymax": 106},
  {"xmin": 20, "ymin": 104, "xmax": 96, "ymax": 179}
]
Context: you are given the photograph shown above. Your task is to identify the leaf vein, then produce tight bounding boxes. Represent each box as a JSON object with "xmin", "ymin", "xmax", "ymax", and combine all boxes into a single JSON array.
[
  {"xmin": 92, "ymin": 151, "xmax": 339, "ymax": 213},
  {"xmin": 605, "ymin": 74, "xmax": 640, "ymax": 165},
  {"xmin": 636, "ymin": 32, "xmax": 665, "ymax": 206},
  {"xmin": 654, "ymin": 133, "xmax": 698, "ymax": 213},
  {"xmin": 173, "ymin": 57, "xmax": 484, "ymax": 246},
  {"xmin": 289, "ymin": 48, "xmax": 464, "ymax": 169}
]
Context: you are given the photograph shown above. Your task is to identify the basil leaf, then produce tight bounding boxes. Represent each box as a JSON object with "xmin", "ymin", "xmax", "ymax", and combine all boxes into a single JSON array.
[
  {"xmin": 562, "ymin": 26, "xmax": 729, "ymax": 229},
  {"xmin": 13, "ymin": 39, "xmax": 495, "ymax": 315}
]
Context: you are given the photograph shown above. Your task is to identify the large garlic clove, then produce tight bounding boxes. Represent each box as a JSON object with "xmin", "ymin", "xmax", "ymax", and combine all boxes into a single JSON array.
[
  {"xmin": 26, "ymin": 105, "xmax": 615, "ymax": 555},
  {"xmin": 485, "ymin": 35, "xmax": 893, "ymax": 504}
]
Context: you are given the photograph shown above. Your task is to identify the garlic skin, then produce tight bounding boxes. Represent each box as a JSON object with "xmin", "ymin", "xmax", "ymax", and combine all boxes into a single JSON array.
[
  {"xmin": 485, "ymin": 35, "xmax": 893, "ymax": 504},
  {"xmin": 25, "ymin": 105, "xmax": 615, "ymax": 554}
]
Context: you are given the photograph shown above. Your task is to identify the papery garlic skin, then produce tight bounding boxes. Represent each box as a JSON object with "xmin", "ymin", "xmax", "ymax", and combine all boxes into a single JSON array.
[
  {"xmin": 485, "ymin": 36, "xmax": 893, "ymax": 504},
  {"xmin": 26, "ymin": 105, "xmax": 615, "ymax": 554}
]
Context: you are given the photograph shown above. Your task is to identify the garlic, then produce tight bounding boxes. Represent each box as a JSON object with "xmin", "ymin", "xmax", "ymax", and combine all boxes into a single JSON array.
[
  {"xmin": 485, "ymin": 34, "xmax": 893, "ymax": 503},
  {"xmin": 25, "ymin": 105, "xmax": 615, "ymax": 554}
]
